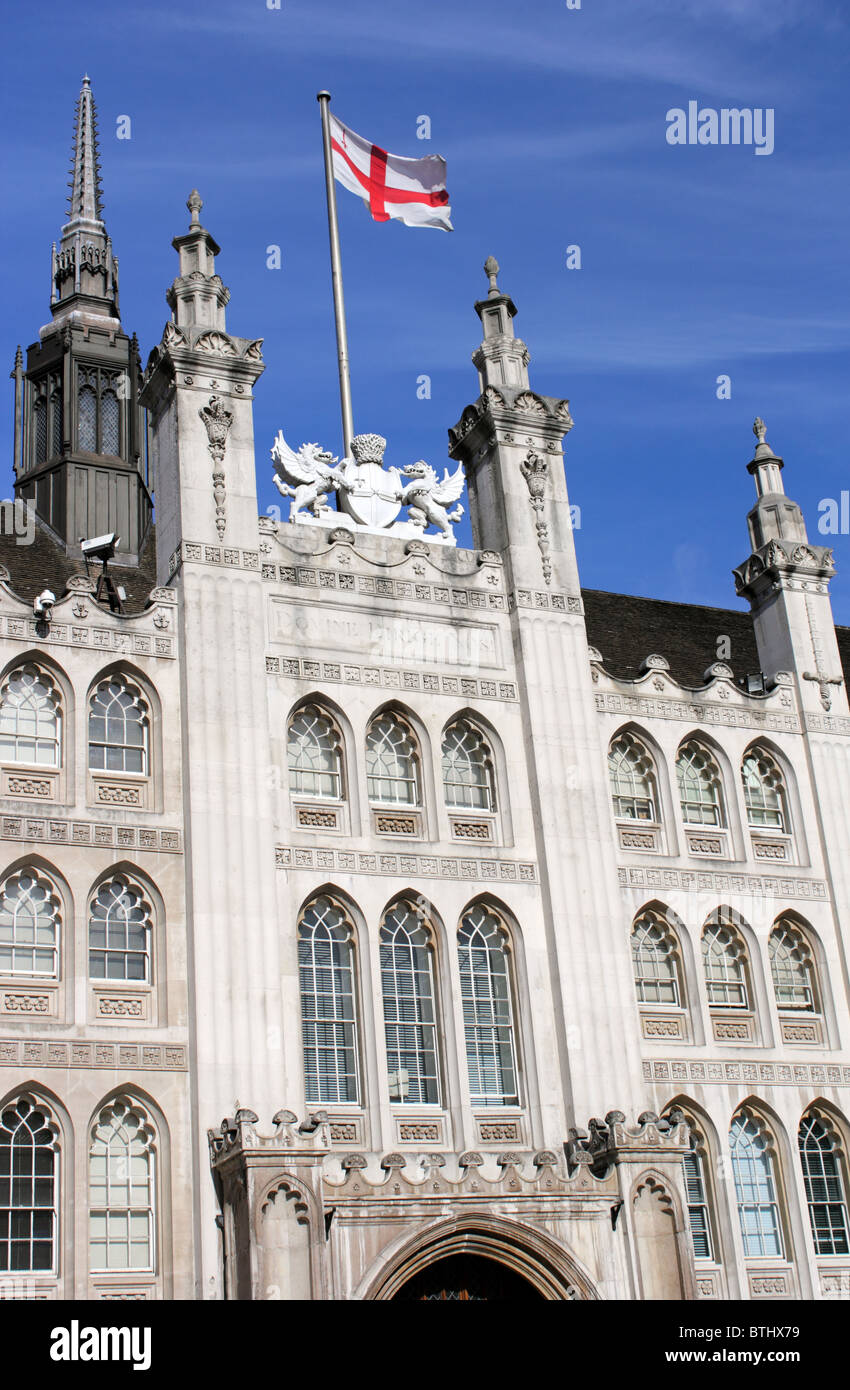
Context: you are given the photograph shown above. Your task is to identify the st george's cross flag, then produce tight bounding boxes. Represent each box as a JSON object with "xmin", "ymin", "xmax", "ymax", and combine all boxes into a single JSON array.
[{"xmin": 329, "ymin": 113, "xmax": 453, "ymax": 230}]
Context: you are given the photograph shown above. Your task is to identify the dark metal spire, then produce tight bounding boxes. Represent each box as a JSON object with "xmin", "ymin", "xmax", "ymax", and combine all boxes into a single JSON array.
[{"xmin": 66, "ymin": 75, "xmax": 104, "ymax": 225}]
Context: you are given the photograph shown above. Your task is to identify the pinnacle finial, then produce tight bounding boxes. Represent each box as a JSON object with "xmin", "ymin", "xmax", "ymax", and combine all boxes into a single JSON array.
[
  {"xmin": 187, "ymin": 190, "xmax": 203, "ymax": 228},
  {"xmin": 484, "ymin": 255, "xmax": 500, "ymax": 297},
  {"xmin": 753, "ymin": 417, "xmax": 767, "ymax": 444}
]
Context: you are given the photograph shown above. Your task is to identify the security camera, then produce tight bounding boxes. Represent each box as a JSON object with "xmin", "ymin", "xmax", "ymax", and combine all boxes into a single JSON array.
[
  {"xmin": 80, "ymin": 532, "xmax": 119, "ymax": 563},
  {"xmin": 33, "ymin": 589, "xmax": 55, "ymax": 620}
]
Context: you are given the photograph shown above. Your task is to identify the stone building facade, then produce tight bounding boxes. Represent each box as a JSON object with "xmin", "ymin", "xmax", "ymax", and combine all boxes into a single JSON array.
[{"xmin": 1, "ymin": 78, "xmax": 849, "ymax": 1301}]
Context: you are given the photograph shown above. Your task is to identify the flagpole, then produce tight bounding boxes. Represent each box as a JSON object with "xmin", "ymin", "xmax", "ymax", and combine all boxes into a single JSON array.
[{"xmin": 317, "ymin": 91, "xmax": 354, "ymax": 458}]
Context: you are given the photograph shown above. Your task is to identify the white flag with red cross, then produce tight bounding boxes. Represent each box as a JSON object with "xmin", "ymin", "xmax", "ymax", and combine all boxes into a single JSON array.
[{"xmin": 329, "ymin": 113, "xmax": 453, "ymax": 231}]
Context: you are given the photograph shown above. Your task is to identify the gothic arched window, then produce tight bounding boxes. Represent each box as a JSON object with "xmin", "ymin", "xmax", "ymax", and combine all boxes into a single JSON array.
[
  {"xmin": 88, "ymin": 677, "xmax": 149, "ymax": 774},
  {"xmin": 677, "ymin": 741, "xmax": 724, "ymax": 826},
  {"xmin": 702, "ymin": 918, "xmax": 748, "ymax": 1008},
  {"xmin": 630, "ymin": 911, "xmax": 680, "ymax": 1006},
  {"xmin": 298, "ymin": 897, "xmax": 359, "ymax": 1105},
  {"xmin": 78, "ymin": 383, "xmax": 97, "ymax": 451},
  {"xmin": 287, "ymin": 705, "xmax": 343, "ymax": 800},
  {"xmin": 729, "ymin": 1111, "xmax": 783, "ymax": 1259},
  {"xmin": 89, "ymin": 1098, "xmax": 156, "ymax": 1272},
  {"xmin": 0, "ymin": 665, "xmax": 62, "ymax": 767},
  {"xmin": 769, "ymin": 922, "xmax": 816, "ymax": 1012},
  {"xmin": 89, "ymin": 877, "xmax": 152, "ymax": 983},
  {"xmin": 0, "ymin": 871, "xmax": 61, "ymax": 978},
  {"xmin": 366, "ymin": 713, "xmax": 420, "ymax": 806},
  {"xmin": 798, "ymin": 1113, "xmax": 849, "ymax": 1256},
  {"xmin": 608, "ymin": 732, "xmax": 656, "ymax": 822},
  {"xmin": 441, "ymin": 719, "xmax": 496, "ymax": 811},
  {"xmin": 380, "ymin": 902, "xmax": 440, "ymax": 1105},
  {"xmin": 0, "ymin": 1095, "xmax": 59, "ymax": 1273},
  {"xmin": 457, "ymin": 904, "xmax": 518, "ymax": 1107},
  {"xmin": 742, "ymin": 748, "xmax": 787, "ymax": 832}
]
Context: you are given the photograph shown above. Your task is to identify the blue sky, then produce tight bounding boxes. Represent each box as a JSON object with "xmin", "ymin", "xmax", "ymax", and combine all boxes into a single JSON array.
[{"xmin": 2, "ymin": 0, "xmax": 850, "ymax": 617}]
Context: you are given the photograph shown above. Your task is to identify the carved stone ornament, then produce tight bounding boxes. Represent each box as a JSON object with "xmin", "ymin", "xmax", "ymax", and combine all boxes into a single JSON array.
[
  {"xmin": 519, "ymin": 449, "xmax": 552, "ymax": 584},
  {"xmin": 199, "ymin": 395, "xmax": 233, "ymax": 540},
  {"xmin": 271, "ymin": 428, "xmax": 465, "ymax": 545}
]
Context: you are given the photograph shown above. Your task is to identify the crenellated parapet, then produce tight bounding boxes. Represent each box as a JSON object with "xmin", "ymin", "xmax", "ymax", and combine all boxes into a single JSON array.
[{"xmin": 566, "ymin": 1107, "xmax": 691, "ymax": 1178}]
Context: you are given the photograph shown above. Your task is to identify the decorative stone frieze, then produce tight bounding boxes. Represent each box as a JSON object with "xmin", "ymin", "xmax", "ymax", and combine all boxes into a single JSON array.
[
  {"xmin": 641, "ymin": 1059, "xmax": 850, "ymax": 1086},
  {"xmin": 274, "ymin": 844, "xmax": 537, "ymax": 882},
  {"xmin": 0, "ymin": 1039, "xmax": 187, "ymax": 1069},
  {"xmin": 0, "ymin": 815, "xmax": 181, "ymax": 854},
  {"xmin": 265, "ymin": 656, "xmax": 518, "ymax": 701},
  {"xmin": 617, "ymin": 864, "xmax": 827, "ymax": 899}
]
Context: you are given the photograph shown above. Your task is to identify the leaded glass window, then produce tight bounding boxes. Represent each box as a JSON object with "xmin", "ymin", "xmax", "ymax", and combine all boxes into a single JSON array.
[
  {"xmin": 89, "ymin": 878, "xmax": 151, "ymax": 983},
  {"xmin": 49, "ymin": 388, "xmax": 63, "ymax": 457},
  {"xmin": 702, "ymin": 920, "xmax": 748, "ymax": 1008},
  {"xmin": 631, "ymin": 913, "xmax": 679, "ymax": 1005},
  {"xmin": 88, "ymin": 677, "xmax": 148, "ymax": 774},
  {"xmin": 101, "ymin": 389, "xmax": 119, "ymax": 455},
  {"xmin": 769, "ymin": 923, "xmax": 815, "ymax": 1012},
  {"xmin": 89, "ymin": 1099, "xmax": 155, "ymax": 1272},
  {"xmin": 677, "ymin": 742, "xmax": 724, "ymax": 826},
  {"xmin": 0, "ymin": 665, "xmax": 61, "ymax": 766},
  {"xmin": 608, "ymin": 733, "xmax": 656, "ymax": 821},
  {"xmin": 683, "ymin": 1130, "xmax": 714, "ymax": 1261},
  {"xmin": 287, "ymin": 706, "xmax": 343, "ymax": 799},
  {"xmin": 0, "ymin": 872, "xmax": 60, "ymax": 978},
  {"xmin": 298, "ymin": 897, "xmax": 359, "ymax": 1104},
  {"xmin": 380, "ymin": 903, "xmax": 440, "ymax": 1105},
  {"xmin": 729, "ymin": 1112, "xmax": 783, "ymax": 1259},
  {"xmin": 0, "ymin": 1096, "xmax": 58, "ymax": 1273},
  {"xmin": 366, "ymin": 714, "xmax": 419, "ymax": 805},
  {"xmin": 34, "ymin": 398, "xmax": 47, "ymax": 465},
  {"xmin": 458, "ymin": 904, "xmax": 518, "ymax": 1107},
  {"xmin": 798, "ymin": 1114, "xmax": 849, "ymax": 1256},
  {"xmin": 442, "ymin": 720, "xmax": 495, "ymax": 811},
  {"xmin": 742, "ymin": 749, "xmax": 786, "ymax": 831},
  {"xmin": 78, "ymin": 384, "xmax": 97, "ymax": 451}
]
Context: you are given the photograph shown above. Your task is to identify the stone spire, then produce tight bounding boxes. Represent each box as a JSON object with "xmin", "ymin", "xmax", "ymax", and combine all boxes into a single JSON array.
[
  {"xmin": 744, "ymin": 416, "xmax": 807, "ymax": 549},
  {"xmin": 48, "ymin": 75, "xmax": 120, "ymax": 332},
  {"xmin": 471, "ymin": 256, "xmax": 530, "ymax": 391}
]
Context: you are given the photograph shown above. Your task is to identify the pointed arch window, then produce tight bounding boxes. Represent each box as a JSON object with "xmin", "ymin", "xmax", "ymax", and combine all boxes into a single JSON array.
[
  {"xmin": 729, "ymin": 1112, "xmax": 783, "ymax": 1258},
  {"xmin": 0, "ymin": 871, "xmax": 61, "ymax": 978},
  {"xmin": 88, "ymin": 676, "xmax": 149, "ymax": 774},
  {"xmin": 380, "ymin": 903, "xmax": 440, "ymax": 1105},
  {"xmin": 89, "ymin": 877, "xmax": 152, "ymax": 983},
  {"xmin": 677, "ymin": 742, "xmax": 724, "ymax": 826},
  {"xmin": 0, "ymin": 1096, "xmax": 59, "ymax": 1273},
  {"xmin": 89, "ymin": 1098, "xmax": 156, "ymax": 1272},
  {"xmin": 442, "ymin": 720, "xmax": 496, "ymax": 812},
  {"xmin": 366, "ymin": 713, "xmax": 420, "ymax": 806},
  {"xmin": 702, "ymin": 918, "xmax": 748, "ymax": 1008},
  {"xmin": 0, "ymin": 665, "xmax": 62, "ymax": 767},
  {"xmin": 743, "ymin": 748, "xmax": 787, "ymax": 831},
  {"xmin": 287, "ymin": 705, "xmax": 343, "ymax": 800},
  {"xmin": 769, "ymin": 922, "xmax": 816, "ymax": 1012},
  {"xmin": 298, "ymin": 897, "xmax": 359, "ymax": 1104},
  {"xmin": 683, "ymin": 1126, "xmax": 714, "ymax": 1261},
  {"xmin": 457, "ymin": 904, "xmax": 518, "ymax": 1107},
  {"xmin": 608, "ymin": 733, "xmax": 656, "ymax": 822},
  {"xmin": 630, "ymin": 912, "xmax": 680, "ymax": 1006},
  {"xmin": 798, "ymin": 1113, "xmax": 849, "ymax": 1256}
]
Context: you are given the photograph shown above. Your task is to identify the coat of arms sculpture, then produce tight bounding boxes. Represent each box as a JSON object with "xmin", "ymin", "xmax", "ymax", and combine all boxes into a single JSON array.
[{"xmin": 271, "ymin": 430, "xmax": 465, "ymax": 544}]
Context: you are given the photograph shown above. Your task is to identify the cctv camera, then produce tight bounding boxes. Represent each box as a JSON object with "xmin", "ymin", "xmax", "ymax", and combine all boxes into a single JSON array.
[{"xmin": 33, "ymin": 589, "xmax": 56, "ymax": 619}]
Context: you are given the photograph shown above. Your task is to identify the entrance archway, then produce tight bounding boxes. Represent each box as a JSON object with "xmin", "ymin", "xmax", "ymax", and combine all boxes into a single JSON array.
[
  {"xmin": 393, "ymin": 1252, "xmax": 543, "ymax": 1301},
  {"xmin": 361, "ymin": 1215, "xmax": 597, "ymax": 1300}
]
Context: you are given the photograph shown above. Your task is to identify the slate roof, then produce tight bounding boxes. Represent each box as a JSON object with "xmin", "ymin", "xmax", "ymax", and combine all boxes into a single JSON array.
[
  {"xmin": 581, "ymin": 587, "xmax": 850, "ymax": 691},
  {"xmin": 0, "ymin": 522, "xmax": 158, "ymax": 614}
]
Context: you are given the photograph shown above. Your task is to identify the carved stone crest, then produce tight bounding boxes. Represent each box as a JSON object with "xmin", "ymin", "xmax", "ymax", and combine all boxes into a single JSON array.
[
  {"xmin": 199, "ymin": 395, "xmax": 233, "ymax": 540},
  {"xmin": 520, "ymin": 449, "xmax": 552, "ymax": 584}
]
